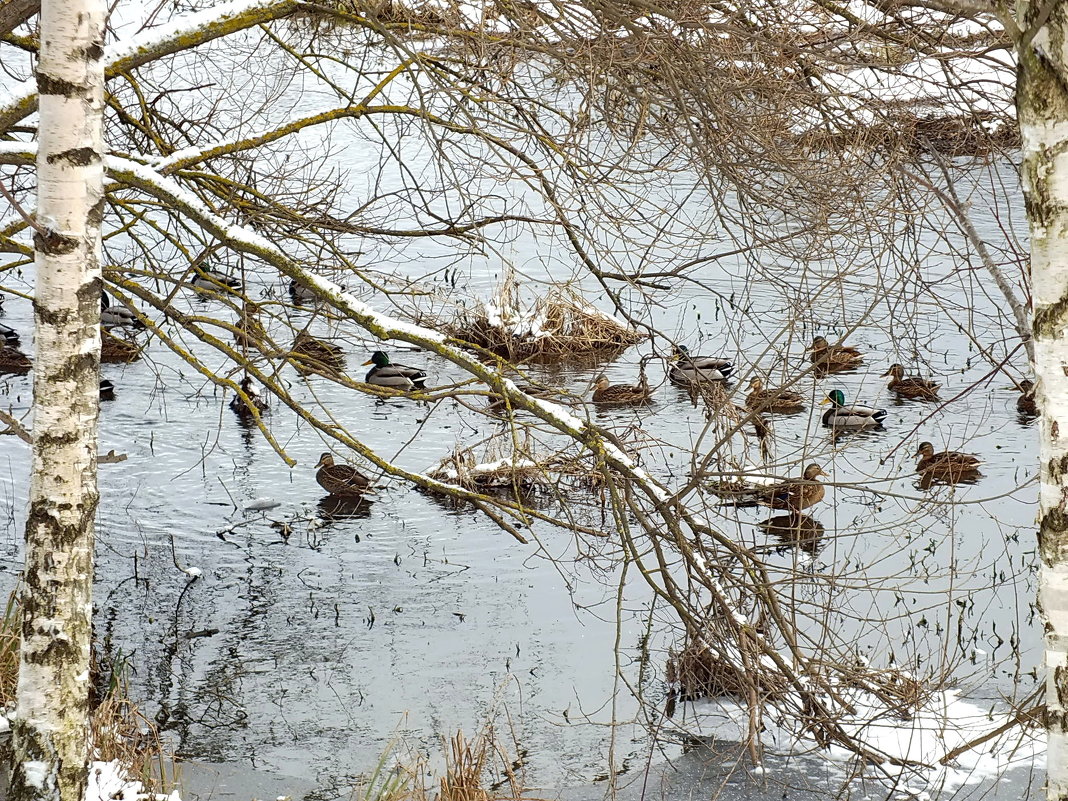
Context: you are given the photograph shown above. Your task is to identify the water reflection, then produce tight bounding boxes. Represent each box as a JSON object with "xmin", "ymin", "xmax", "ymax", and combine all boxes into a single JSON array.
[{"xmin": 759, "ymin": 513, "xmax": 826, "ymax": 554}]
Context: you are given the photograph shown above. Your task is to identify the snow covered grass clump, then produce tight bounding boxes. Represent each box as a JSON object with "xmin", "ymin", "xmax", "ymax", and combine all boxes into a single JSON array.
[{"xmin": 446, "ymin": 271, "xmax": 644, "ymax": 363}]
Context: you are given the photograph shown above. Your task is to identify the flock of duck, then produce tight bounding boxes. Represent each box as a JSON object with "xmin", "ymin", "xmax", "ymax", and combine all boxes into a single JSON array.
[
  {"xmin": 0, "ymin": 277, "xmax": 1032, "ymax": 509},
  {"xmin": 585, "ymin": 335, "xmax": 1025, "ymax": 513}
]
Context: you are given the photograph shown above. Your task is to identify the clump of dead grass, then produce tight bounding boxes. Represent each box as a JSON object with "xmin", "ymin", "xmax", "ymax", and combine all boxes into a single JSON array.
[
  {"xmin": 428, "ymin": 432, "xmax": 603, "ymax": 495},
  {"xmin": 444, "ymin": 272, "xmax": 644, "ymax": 364},
  {"xmin": 355, "ymin": 723, "xmax": 531, "ymax": 801},
  {"xmin": 0, "ymin": 591, "xmax": 171, "ymax": 790}
]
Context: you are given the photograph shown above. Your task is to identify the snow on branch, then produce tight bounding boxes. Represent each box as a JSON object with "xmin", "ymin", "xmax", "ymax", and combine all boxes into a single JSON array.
[{"xmin": 0, "ymin": 0, "xmax": 304, "ymax": 133}]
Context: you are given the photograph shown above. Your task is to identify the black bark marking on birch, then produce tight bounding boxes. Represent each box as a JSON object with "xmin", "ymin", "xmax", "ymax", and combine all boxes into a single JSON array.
[
  {"xmin": 1033, "ymin": 297, "xmax": 1068, "ymax": 338},
  {"xmin": 83, "ymin": 42, "xmax": 104, "ymax": 61},
  {"xmin": 87, "ymin": 196, "xmax": 104, "ymax": 228},
  {"xmin": 47, "ymin": 146, "xmax": 98, "ymax": 166},
  {"xmin": 1041, "ymin": 508, "xmax": 1068, "ymax": 534},
  {"xmin": 33, "ymin": 228, "xmax": 78, "ymax": 255},
  {"xmin": 35, "ymin": 72, "xmax": 82, "ymax": 97}
]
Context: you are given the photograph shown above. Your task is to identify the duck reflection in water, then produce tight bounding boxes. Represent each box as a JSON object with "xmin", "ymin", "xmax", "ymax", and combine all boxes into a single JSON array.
[
  {"xmin": 759, "ymin": 513, "xmax": 825, "ymax": 554},
  {"xmin": 317, "ymin": 494, "xmax": 374, "ymax": 520}
]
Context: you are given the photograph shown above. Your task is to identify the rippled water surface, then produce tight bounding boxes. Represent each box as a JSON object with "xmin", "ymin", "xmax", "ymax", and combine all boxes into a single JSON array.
[{"xmin": 0, "ymin": 161, "xmax": 1041, "ymax": 800}]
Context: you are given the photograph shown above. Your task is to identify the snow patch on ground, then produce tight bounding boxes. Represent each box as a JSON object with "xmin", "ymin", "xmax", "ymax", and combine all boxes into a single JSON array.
[{"xmin": 674, "ymin": 687, "xmax": 1040, "ymax": 795}]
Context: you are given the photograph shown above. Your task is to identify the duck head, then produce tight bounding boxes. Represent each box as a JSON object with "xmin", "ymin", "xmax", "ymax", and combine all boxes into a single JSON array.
[
  {"xmin": 803, "ymin": 464, "xmax": 828, "ymax": 480},
  {"xmin": 315, "ymin": 452, "xmax": 336, "ymax": 469},
  {"xmin": 880, "ymin": 364, "xmax": 905, "ymax": 379},
  {"xmin": 820, "ymin": 389, "xmax": 846, "ymax": 407},
  {"xmin": 363, "ymin": 351, "xmax": 391, "ymax": 367},
  {"xmin": 915, "ymin": 441, "xmax": 935, "ymax": 459},
  {"xmin": 807, "ymin": 336, "xmax": 829, "ymax": 353}
]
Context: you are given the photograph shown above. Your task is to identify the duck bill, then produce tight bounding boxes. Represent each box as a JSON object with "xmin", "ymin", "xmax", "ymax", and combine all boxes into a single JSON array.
[
  {"xmin": 362, "ymin": 359, "xmax": 374, "ymax": 366},
  {"xmin": 819, "ymin": 397, "xmax": 831, "ymax": 405},
  {"xmin": 879, "ymin": 369, "xmax": 891, "ymax": 377}
]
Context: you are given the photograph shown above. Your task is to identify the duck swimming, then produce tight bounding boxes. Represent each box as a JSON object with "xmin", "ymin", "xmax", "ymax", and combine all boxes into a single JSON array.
[
  {"xmin": 820, "ymin": 389, "xmax": 886, "ymax": 427},
  {"xmin": 915, "ymin": 442, "xmax": 981, "ymax": 481},
  {"xmin": 668, "ymin": 345, "xmax": 734, "ymax": 386},
  {"xmin": 230, "ymin": 376, "xmax": 268, "ymax": 417},
  {"xmin": 592, "ymin": 373, "xmax": 651, "ymax": 405},
  {"xmin": 315, "ymin": 452, "xmax": 376, "ymax": 498},
  {"xmin": 745, "ymin": 376, "xmax": 804, "ymax": 414},
  {"xmin": 808, "ymin": 336, "xmax": 864, "ymax": 372},
  {"xmin": 881, "ymin": 364, "xmax": 940, "ymax": 401},
  {"xmin": 101, "ymin": 291, "xmax": 146, "ymax": 330},
  {"xmin": 363, "ymin": 351, "xmax": 426, "ymax": 389}
]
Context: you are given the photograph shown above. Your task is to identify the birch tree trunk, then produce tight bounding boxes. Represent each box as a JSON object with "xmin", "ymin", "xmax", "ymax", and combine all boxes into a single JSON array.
[
  {"xmin": 9, "ymin": 0, "xmax": 105, "ymax": 799},
  {"xmin": 1017, "ymin": 7, "xmax": 1068, "ymax": 798}
]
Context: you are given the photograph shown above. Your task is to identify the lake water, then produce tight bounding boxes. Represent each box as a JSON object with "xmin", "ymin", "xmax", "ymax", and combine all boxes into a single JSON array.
[{"xmin": 0, "ymin": 129, "xmax": 1041, "ymax": 801}]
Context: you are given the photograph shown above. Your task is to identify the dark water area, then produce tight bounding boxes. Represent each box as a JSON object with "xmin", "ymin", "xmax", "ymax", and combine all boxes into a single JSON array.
[{"xmin": 0, "ymin": 157, "xmax": 1043, "ymax": 801}]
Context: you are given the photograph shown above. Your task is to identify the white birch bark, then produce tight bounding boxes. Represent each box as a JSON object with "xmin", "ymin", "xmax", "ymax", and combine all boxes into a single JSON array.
[
  {"xmin": 1017, "ymin": 8, "xmax": 1068, "ymax": 798},
  {"xmin": 10, "ymin": 0, "xmax": 105, "ymax": 799}
]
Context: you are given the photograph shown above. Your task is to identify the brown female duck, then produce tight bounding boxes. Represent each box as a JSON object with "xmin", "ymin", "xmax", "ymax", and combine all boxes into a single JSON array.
[
  {"xmin": 881, "ymin": 364, "xmax": 940, "ymax": 401},
  {"xmin": 915, "ymin": 442, "xmax": 981, "ymax": 481},
  {"xmin": 807, "ymin": 336, "xmax": 863, "ymax": 372},
  {"xmin": 100, "ymin": 329, "xmax": 142, "ymax": 364},
  {"xmin": 592, "ymin": 373, "xmax": 651, "ymax": 405},
  {"xmin": 292, "ymin": 331, "xmax": 344, "ymax": 373},
  {"xmin": 755, "ymin": 463, "xmax": 828, "ymax": 512},
  {"xmin": 0, "ymin": 345, "xmax": 31, "ymax": 374},
  {"xmin": 745, "ymin": 377, "xmax": 804, "ymax": 414},
  {"xmin": 1018, "ymin": 379, "xmax": 1037, "ymax": 416},
  {"xmin": 314, "ymin": 452, "xmax": 376, "ymax": 498}
]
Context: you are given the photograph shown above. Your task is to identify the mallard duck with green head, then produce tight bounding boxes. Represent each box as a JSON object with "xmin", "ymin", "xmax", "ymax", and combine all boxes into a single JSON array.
[
  {"xmin": 820, "ymin": 389, "xmax": 886, "ymax": 427},
  {"xmin": 881, "ymin": 364, "xmax": 940, "ymax": 401},
  {"xmin": 315, "ymin": 452, "xmax": 377, "ymax": 498},
  {"xmin": 363, "ymin": 351, "xmax": 427, "ymax": 389},
  {"xmin": 668, "ymin": 344, "xmax": 733, "ymax": 386}
]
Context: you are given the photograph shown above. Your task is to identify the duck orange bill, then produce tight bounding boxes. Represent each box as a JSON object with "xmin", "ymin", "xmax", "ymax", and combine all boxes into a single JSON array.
[
  {"xmin": 362, "ymin": 359, "xmax": 374, "ymax": 365},
  {"xmin": 819, "ymin": 397, "xmax": 831, "ymax": 405}
]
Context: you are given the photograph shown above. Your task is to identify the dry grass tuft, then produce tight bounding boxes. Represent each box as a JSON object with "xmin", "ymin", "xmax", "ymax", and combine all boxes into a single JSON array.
[
  {"xmin": 0, "ymin": 591, "xmax": 171, "ymax": 789},
  {"xmin": 428, "ymin": 432, "xmax": 603, "ymax": 495},
  {"xmin": 445, "ymin": 272, "xmax": 644, "ymax": 363},
  {"xmin": 356, "ymin": 723, "xmax": 532, "ymax": 801}
]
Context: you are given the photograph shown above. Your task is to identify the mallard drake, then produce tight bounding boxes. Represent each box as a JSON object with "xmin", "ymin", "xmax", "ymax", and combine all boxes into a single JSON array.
[
  {"xmin": 315, "ymin": 452, "xmax": 376, "ymax": 498},
  {"xmin": 363, "ymin": 350, "xmax": 426, "ymax": 389},
  {"xmin": 914, "ymin": 442, "xmax": 978, "ymax": 480},
  {"xmin": 0, "ymin": 345, "xmax": 31, "ymax": 373},
  {"xmin": 191, "ymin": 267, "xmax": 242, "ymax": 293},
  {"xmin": 745, "ymin": 376, "xmax": 804, "ymax": 413},
  {"xmin": 808, "ymin": 336, "xmax": 864, "ymax": 372},
  {"xmin": 668, "ymin": 345, "xmax": 733, "ymax": 386},
  {"xmin": 230, "ymin": 375, "xmax": 268, "ymax": 417},
  {"xmin": 0, "ymin": 322, "xmax": 19, "ymax": 346},
  {"xmin": 289, "ymin": 279, "xmax": 316, "ymax": 305},
  {"xmin": 820, "ymin": 389, "xmax": 886, "ymax": 427},
  {"xmin": 100, "ymin": 291, "xmax": 146, "ymax": 330},
  {"xmin": 1018, "ymin": 380, "xmax": 1037, "ymax": 416},
  {"xmin": 100, "ymin": 329, "xmax": 142, "ymax": 364},
  {"xmin": 292, "ymin": 332, "xmax": 345, "ymax": 373},
  {"xmin": 881, "ymin": 364, "xmax": 940, "ymax": 401},
  {"xmin": 751, "ymin": 464, "xmax": 828, "ymax": 512},
  {"xmin": 99, "ymin": 379, "xmax": 115, "ymax": 400},
  {"xmin": 592, "ymin": 373, "xmax": 651, "ymax": 405}
]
